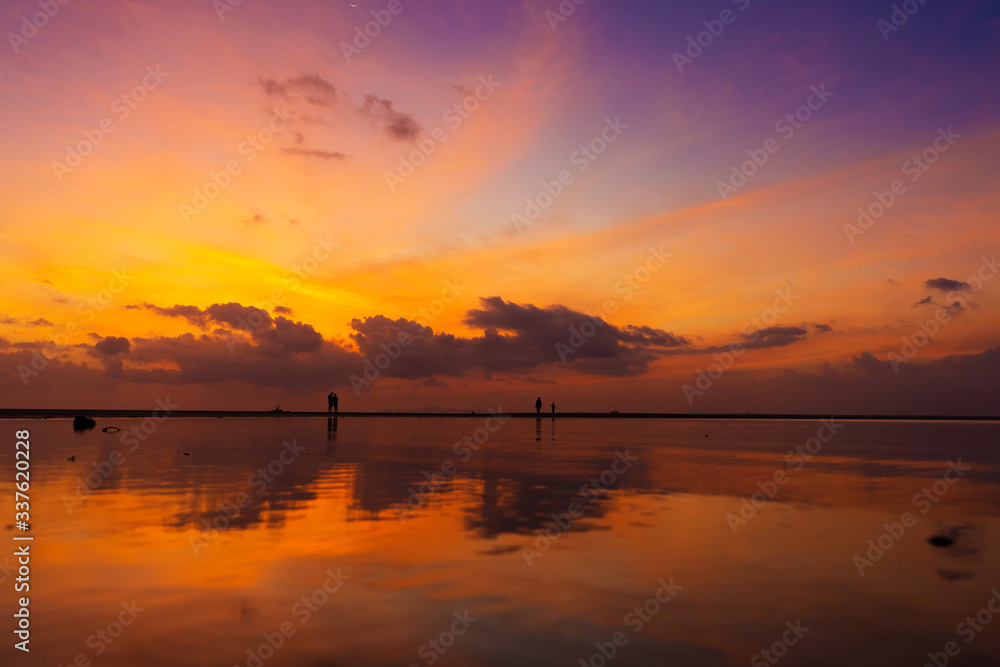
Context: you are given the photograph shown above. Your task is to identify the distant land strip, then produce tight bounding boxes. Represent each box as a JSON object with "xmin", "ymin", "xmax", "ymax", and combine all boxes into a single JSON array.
[{"xmin": 0, "ymin": 409, "xmax": 997, "ymax": 421}]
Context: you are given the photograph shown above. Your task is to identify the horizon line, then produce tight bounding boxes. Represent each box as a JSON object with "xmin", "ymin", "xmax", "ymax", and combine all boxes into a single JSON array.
[{"xmin": 1, "ymin": 409, "xmax": 998, "ymax": 421}]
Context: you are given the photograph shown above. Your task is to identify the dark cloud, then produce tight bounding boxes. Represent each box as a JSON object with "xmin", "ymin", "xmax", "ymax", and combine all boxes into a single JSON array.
[
  {"xmin": 690, "ymin": 324, "xmax": 815, "ymax": 357},
  {"xmin": 259, "ymin": 77, "xmax": 291, "ymax": 98},
  {"xmin": 111, "ymin": 296, "xmax": 682, "ymax": 387},
  {"xmin": 298, "ymin": 114, "xmax": 334, "ymax": 126},
  {"xmin": 617, "ymin": 325, "xmax": 688, "ymax": 347},
  {"xmin": 688, "ymin": 345, "xmax": 1000, "ymax": 416},
  {"xmin": 738, "ymin": 326, "xmax": 809, "ymax": 350},
  {"xmin": 118, "ymin": 332, "xmax": 363, "ymax": 389},
  {"xmin": 273, "ymin": 306, "xmax": 293, "ymax": 315},
  {"xmin": 12, "ymin": 340, "xmax": 53, "ymax": 350},
  {"xmin": 140, "ymin": 303, "xmax": 209, "ymax": 327},
  {"xmin": 345, "ymin": 307, "xmax": 664, "ymax": 381},
  {"xmin": 461, "ymin": 297, "xmax": 688, "ymax": 376},
  {"xmin": 852, "ymin": 351, "xmax": 892, "ymax": 372},
  {"xmin": 137, "ymin": 302, "xmax": 319, "ymax": 356},
  {"xmin": 2, "ymin": 293, "xmax": 998, "ymax": 416},
  {"xmin": 94, "ymin": 336, "xmax": 131, "ymax": 356},
  {"xmin": 257, "ymin": 73, "xmax": 337, "ymax": 106},
  {"xmin": 204, "ymin": 303, "xmax": 268, "ymax": 329},
  {"xmin": 282, "ymin": 147, "xmax": 347, "ymax": 160},
  {"xmin": 107, "ymin": 305, "xmax": 355, "ymax": 388},
  {"xmin": 139, "ymin": 302, "xmax": 283, "ymax": 333},
  {"xmin": 36, "ymin": 281, "xmax": 68, "ymax": 303},
  {"xmin": 750, "ymin": 326, "xmax": 808, "ymax": 338},
  {"xmin": 254, "ymin": 317, "xmax": 323, "ymax": 355},
  {"xmin": 911, "ymin": 296, "xmax": 966, "ymax": 314},
  {"xmin": 350, "ymin": 316, "xmax": 466, "ymax": 378},
  {"xmin": 254, "ymin": 76, "xmax": 349, "ymax": 162},
  {"xmin": 0, "ymin": 298, "xmax": 812, "ymax": 393},
  {"xmin": 0, "ymin": 315, "xmax": 52, "ymax": 327},
  {"xmin": 886, "ymin": 278, "xmax": 900, "ymax": 286},
  {"xmin": 361, "ymin": 94, "xmax": 420, "ymax": 140},
  {"xmin": 925, "ymin": 278, "xmax": 971, "ymax": 292},
  {"xmin": 292, "ymin": 73, "xmax": 338, "ymax": 106}
]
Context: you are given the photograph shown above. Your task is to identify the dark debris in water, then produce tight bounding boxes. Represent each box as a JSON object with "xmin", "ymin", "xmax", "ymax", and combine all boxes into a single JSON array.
[
  {"xmin": 929, "ymin": 535, "xmax": 956, "ymax": 548},
  {"xmin": 72, "ymin": 415, "xmax": 96, "ymax": 430}
]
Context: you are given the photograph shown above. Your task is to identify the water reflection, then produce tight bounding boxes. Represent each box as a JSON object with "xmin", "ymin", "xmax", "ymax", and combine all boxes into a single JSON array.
[
  {"xmin": 326, "ymin": 417, "xmax": 336, "ymax": 459},
  {"xmin": 2, "ymin": 417, "xmax": 999, "ymax": 666}
]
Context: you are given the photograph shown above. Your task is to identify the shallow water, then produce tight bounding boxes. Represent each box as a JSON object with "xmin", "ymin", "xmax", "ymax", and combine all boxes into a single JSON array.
[{"xmin": 2, "ymin": 417, "xmax": 999, "ymax": 666}]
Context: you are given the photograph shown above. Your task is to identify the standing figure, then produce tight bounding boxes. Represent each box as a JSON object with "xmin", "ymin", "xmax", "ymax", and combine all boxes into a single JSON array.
[
  {"xmin": 535, "ymin": 397, "xmax": 542, "ymax": 414},
  {"xmin": 551, "ymin": 402, "xmax": 556, "ymax": 415},
  {"xmin": 327, "ymin": 392, "xmax": 334, "ymax": 413},
  {"xmin": 333, "ymin": 393, "xmax": 339, "ymax": 414}
]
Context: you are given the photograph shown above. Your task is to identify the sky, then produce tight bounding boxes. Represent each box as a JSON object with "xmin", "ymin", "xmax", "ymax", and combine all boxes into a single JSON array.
[{"xmin": 1, "ymin": 0, "xmax": 998, "ymax": 414}]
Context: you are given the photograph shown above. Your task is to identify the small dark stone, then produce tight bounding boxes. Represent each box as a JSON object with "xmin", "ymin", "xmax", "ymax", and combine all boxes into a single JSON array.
[
  {"xmin": 929, "ymin": 535, "xmax": 955, "ymax": 548},
  {"xmin": 102, "ymin": 426, "xmax": 121, "ymax": 433},
  {"xmin": 183, "ymin": 452, "xmax": 190, "ymax": 456},
  {"xmin": 73, "ymin": 415, "xmax": 96, "ymax": 431}
]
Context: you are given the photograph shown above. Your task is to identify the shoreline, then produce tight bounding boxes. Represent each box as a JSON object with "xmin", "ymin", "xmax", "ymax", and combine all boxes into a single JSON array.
[{"xmin": 0, "ymin": 409, "xmax": 997, "ymax": 421}]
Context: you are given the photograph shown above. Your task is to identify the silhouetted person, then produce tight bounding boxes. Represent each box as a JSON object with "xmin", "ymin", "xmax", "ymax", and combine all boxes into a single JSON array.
[
  {"xmin": 327, "ymin": 392, "xmax": 334, "ymax": 413},
  {"xmin": 551, "ymin": 402, "xmax": 556, "ymax": 415},
  {"xmin": 333, "ymin": 393, "xmax": 339, "ymax": 413},
  {"xmin": 535, "ymin": 397, "xmax": 542, "ymax": 414}
]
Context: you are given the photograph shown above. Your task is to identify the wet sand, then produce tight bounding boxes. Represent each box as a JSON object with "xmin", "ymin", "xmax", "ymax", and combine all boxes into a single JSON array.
[{"xmin": 2, "ymin": 416, "xmax": 999, "ymax": 666}]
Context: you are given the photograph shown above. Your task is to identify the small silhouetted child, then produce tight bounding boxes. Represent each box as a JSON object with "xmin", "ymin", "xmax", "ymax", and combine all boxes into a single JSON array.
[
  {"xmin": 333, "ymin": 393, "xmax": 339, "ymax": 414},
  {"xmin": 535, "ymin": 397, "xmax": 542, "ymax": 414},
  {"xmin": 551, "ymin": 402, "xmax": 556, "ymax": 414}
]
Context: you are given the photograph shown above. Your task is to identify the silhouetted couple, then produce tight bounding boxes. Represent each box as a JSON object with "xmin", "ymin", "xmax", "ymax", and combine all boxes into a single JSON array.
[
  {"xmin": 328, "ymin": 392, "xmax": 338, "ymax": 413},
  {"xmin": 535, "ymin": 397, "xmax": 556, "ymax": 415}
]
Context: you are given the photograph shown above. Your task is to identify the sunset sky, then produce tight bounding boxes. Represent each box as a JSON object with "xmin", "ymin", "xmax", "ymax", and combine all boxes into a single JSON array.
[{"xmin": 1, "ymin": 0, "xmax": 998, "ymax": 414}]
